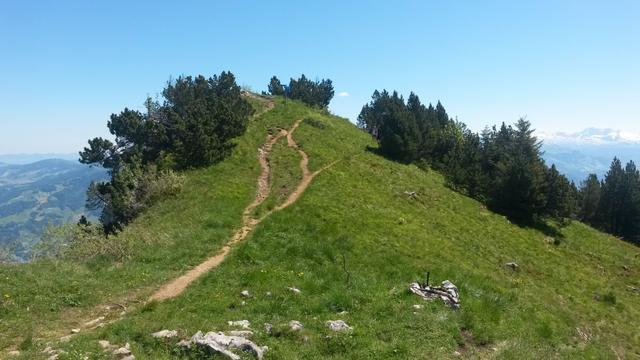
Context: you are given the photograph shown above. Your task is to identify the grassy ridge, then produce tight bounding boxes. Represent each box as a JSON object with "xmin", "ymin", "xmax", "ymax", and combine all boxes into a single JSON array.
[{"xmin": 2, "ymin": 98, "xmax": 640, "ymax": 359}]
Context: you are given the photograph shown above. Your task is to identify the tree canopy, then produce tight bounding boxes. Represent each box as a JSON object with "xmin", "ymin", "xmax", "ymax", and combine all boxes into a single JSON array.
[
  {"xmin": 267, "ymin": 74, "xmax": 334, "ymax": 108},
  {"xmin": 80, "ymin": 71, "xmax": 253, "ymax": 233}
]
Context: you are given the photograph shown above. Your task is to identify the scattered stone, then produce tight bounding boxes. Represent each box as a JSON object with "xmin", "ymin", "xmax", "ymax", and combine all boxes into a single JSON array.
[
  {"xmin": 98, "ymin": 340, "xmax": 112, "ymax": 349},
  {"xmin": 177, "ymin": 339, "xmax": 192, "ymax": 348},
  {"xmin": 287, "ymin": 287, "xmax": 301, "ymax": 294},
  {"xmin": 265, "ymin": 291, "xmax": 272, "ymax": 296},
  {"xmin": 404, "ymin": 191, "xmax": 417, "ymax": 199},
  {"xmin": 113, "ymin": 345, "xmax": 131, "ymax": 356},
  {"xmin": 180, "ymin": 331, "xmax": 268, "ymax": 360},
  {"xmin": 413, "ymin": 304, "xmax": 423, "ymax": 310},
  {"xmin": 338, "ymin": 310, "xmax": 349, "ymax": 315},
  {"xmin": 241, "ymin": 290, "xmax": 250, "ymax": 297},
  {"xmin": 409, "ymin": 280, "xmax": 461, "ymax": 309},
  {"xmin": 288, "ymin": 320, "xmax": 304, "ymax": 331},
  {"xmin": 59, "ymin": 335, "xmax": 73, "ymax": 342},
  {"xmin": 84, "ymin": 316, "xmax": 105, "ymax": 327},
  {"xmin": 241, "ymin": 301, "xmax": 246, "ymax": 306},
  {"xmin": 228, "ymin": 320, "xmax": 251, "ymax": 329},
  {"xmin": 71, "ymin": 328, "xmax": 81, "ymax": 334},
  {"xmin": 152, "ymin": 330, "xmax": 178, "ymax": 339},
  {"xmin": 453, "ymin": 350, "xmax": 462, "ymax": 357},
  {"xmin": 326, "ymin": 320, "xmax": 352, "ymax": 332},
  {"xmin": 576, "ymin": 327, "xmax": 592, "ymax": 341},
  {"xmin": 505, "ymin": 262, "xmax": 519, "ymax": 270},
  {"xmin": 7, "ymin": 350, "xmax": 20, "ymax": 356},
  {"xmin": 264, "ymin": 323, "xmax": 273, "ymax": 334},
  {"xmin": 627, "ymin": 286, "xmax": 640, "ymax": 294},
  {"xmin": 229, "ymin": 330, "xmax": 253, "ymax": 338}
]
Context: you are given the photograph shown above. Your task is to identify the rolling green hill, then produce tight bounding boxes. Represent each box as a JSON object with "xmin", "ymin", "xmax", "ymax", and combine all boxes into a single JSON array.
[{"xmin": 1, "ymin": 96, "xmax": 639, "ymax": 359}]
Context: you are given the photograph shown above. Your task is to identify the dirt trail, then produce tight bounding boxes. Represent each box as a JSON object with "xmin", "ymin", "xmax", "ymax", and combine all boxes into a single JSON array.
[{"xmin": 150, "ymin": 118, "xmax": 333, "ymax": 301}]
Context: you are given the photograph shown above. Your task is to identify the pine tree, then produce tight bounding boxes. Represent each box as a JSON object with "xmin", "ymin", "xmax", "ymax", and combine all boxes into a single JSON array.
[
  {"xmin": 268, "ymin": 76, "xmax": 285, "ymax": 96},
  {"xmin": 578, "ymin": 174, "xmax": 601, "ymax": 223},
  {"xmin": 597, "ymin": 158, "xmax": 625, "ymax": 235}
]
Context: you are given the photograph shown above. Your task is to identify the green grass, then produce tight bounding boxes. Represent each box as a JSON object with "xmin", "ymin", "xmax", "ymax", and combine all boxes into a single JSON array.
[
  {"xmin": 253, "ymin": 137, "xmax": 302, "ymax": 218},
  {"xmin": 2, "ymin": 97, "xmax": 640, "ymax": 359}
]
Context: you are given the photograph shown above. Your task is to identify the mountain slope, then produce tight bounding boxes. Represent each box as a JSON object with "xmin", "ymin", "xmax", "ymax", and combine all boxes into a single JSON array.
[{"xmin": 1, "ymin": 97, "xmax": 639, "ymax": 359}]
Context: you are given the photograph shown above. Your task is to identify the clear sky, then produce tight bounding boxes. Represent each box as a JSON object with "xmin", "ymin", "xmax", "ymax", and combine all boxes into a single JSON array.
[{"xmin": 1, "ymin": 0, "xmax": 638, "ymax": 154}]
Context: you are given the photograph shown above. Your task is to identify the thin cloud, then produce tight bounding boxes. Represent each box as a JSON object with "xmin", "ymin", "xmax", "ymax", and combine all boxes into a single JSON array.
[{"xmin": 337, "ymin": 91, "xmax": 350, "ymax": 97}]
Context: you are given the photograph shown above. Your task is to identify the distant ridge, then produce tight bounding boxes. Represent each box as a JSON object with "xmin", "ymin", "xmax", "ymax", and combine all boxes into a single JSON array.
[{"xmin": 0, "ymin": 153, "xmax": 78, "ymax": 164}]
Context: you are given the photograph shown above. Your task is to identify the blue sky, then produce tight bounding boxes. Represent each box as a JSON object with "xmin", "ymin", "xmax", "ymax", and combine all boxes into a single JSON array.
[{"xmin": 1, "ymin": 0, "xmax": 639, "ymax": 154}]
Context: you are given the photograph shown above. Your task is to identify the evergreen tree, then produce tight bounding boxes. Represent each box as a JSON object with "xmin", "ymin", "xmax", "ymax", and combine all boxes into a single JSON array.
[
  {"xmin": 620, "ymin": 161, "xmax": 640, "ymax": 243},
  {"xmin": 578, "ymin": 174, "xmax": 601, "ymax": 223},
  {"xmin": 597, "ymin": 158, "xmax": 625, "ymax": 235},
  {"xmin": 543, "ymin": 164, "xmax": 575, "ymax": 219},
  {"xmin": 268, "ymin": 76, "xmax": 285, "ymax": 96},
  {"xmin": 490, "ymin": 119, "xmax": 546, "ymax": 221}
]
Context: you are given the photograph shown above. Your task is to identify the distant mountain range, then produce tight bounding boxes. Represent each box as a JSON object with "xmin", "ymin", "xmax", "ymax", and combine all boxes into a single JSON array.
[
  {"xmin": 539, "ymin": 128, "xmax": 640, "ymax": 183},
  {"xmin": 0, "ymin": 158, "xmax": 107, "ymax": 261}
]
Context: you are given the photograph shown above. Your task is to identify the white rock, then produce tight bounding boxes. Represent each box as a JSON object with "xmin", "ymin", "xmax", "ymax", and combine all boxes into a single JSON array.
[
  {"xmin": 84, "ymin": 316, "xmax": 105, "ymax": 327},
  {"xmin": 113, "ymin": 346, "xmax": 131, "ymax": 356},
  {"xmin": 191, "ymin": 331, "xmax": 267, "ymax": 360},
  {"xmin": 71, "ymin": 328, "xmax": 80, "ymax": 334},
  {"xmin": 288, "ymin": 320, "xmax": 304, "ymax": 331},
  {"xmin": 241, "ymin": 290, "xmax": 250, "ymax": 297},
  {"xmin": 152, "ymin": 330, "xmax": 178, "ymax": 339},
  {"xmin": 98, "ymin": 340, "xmax": 112, "ymax": 349},
  {"xmin": 413, "ymin": 304, "xmax": 424, "ymax": 310},
  {"xmin": 228, "ymin": 320, "xmax": 251, "ymax": 329},
  {"xmin": 177, "ymin": 339, "xmax": 192, "ymax": 348},
  {"xmin": 287, "ymin": 287, "xmax": 301, "ymax": 294},
  {"xmin": 326, "ymin": 320, "xmax": 352, "ymax": 331},
  {"xmin": 264, "ymin": 323, "xmax": 273, "ymax": 334},
  {"xmin": 229, "ymin": 330, "xmax": 253, "ymax": 338}
]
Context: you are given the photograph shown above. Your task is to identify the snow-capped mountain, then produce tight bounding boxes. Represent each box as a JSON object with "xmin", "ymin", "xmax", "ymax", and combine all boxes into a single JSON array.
[{"xmin": 538, "ymin": 128, "xmax": 640, "ymax": 183}]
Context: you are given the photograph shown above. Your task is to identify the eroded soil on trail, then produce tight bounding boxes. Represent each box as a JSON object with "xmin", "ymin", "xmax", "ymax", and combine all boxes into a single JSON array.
[{"xmin": 149, "ymin": 118, "xmax": 333, "ymax": 301}]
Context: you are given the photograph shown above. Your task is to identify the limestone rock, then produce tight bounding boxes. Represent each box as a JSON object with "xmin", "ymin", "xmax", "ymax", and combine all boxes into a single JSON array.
[
  {"xmin": 152, "ymin": 330, "xmax": 178, "ymax": 339},
  {"xmin": 505, "ymin": 262, "xmax": 519, "ymax": 270},
  {"xmin": 287, "ymin": 287, "xmax": 301, "ymax": 294},
  {"xmin": 326, "ymin": 320, "xmax": 352, "ymax": 331},
  {"xmin": 84, "ymin": 316, "xmax": 105, "ymax": 327},
  {"xmin": 228, "ymin": 320, "xmax": 251, "ymax": 329},
  {"xmin": 409, "ymin": 280, "xmax": 460, "ymax": 309},
  {"xmin": 229, "ymin": 330, "xmax": 253, "ymax": 338},
  {"xmin": 183, "ymin": 331, "xmax": 267, "ymax": 360},
  {"xmin": 288, "ymin": 320, "xmax": 304, "ymax": 331}
]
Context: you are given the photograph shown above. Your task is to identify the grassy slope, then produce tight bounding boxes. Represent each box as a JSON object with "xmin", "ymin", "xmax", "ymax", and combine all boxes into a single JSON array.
[{"xmin": 3, "ymin": 98, "xmax": 640, "ymax": 359}]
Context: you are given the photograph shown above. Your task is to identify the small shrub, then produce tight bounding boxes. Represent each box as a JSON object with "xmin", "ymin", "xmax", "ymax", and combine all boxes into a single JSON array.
[{"xmin": 602, "ymin": 292, "xmax": 617, "ymax": 305}]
